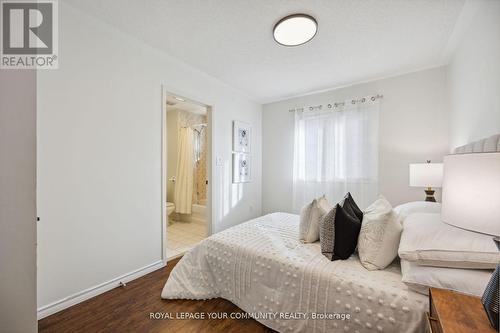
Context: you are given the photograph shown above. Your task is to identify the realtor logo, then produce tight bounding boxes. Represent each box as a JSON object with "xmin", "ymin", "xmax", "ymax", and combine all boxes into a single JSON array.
[{"xmin": 1, "ymin": 0, "xmax": 58, "ymax": 69}]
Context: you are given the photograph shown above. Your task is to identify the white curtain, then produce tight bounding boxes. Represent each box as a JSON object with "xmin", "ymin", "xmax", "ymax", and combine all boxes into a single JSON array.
[
  {"xmin": 292, "ymin": 100, "xmax": 379, "ymax": 212},
  {"xmin": 174, "ymin": 127, "xmax": 194, "ymax": 214}
]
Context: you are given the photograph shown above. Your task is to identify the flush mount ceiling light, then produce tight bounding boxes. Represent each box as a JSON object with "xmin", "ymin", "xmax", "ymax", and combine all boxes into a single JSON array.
[{"xmin": 273, "ymin": 14, "xmax": 317, "ymax": 46}]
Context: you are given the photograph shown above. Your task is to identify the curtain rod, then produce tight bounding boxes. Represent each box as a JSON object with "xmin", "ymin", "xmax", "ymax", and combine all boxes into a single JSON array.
[{"xmin": 288, "ymin": 94, "xmax": 383, "ymax": 112}]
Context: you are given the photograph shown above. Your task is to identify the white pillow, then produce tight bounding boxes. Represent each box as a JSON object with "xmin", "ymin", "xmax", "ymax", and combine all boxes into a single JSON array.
[
  {"xmin": 399, "ymin": 213, "xmax": 500, "ymax": 269},
  {"xmin": 393, "ymin": 201, "xmax": 441, "ymax": 219},
  {"xmin": 401, "ymin": 259, "xmax": 493, "ymax": 297},
  {"xmin": 357, "ymin": 195, "xmax": 403, "ymax": 270},
  {"xmin": 299, "ymin": 196, "xmax": 330, "ymax": 243}
]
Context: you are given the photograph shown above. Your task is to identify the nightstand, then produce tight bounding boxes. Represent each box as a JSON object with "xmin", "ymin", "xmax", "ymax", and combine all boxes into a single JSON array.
[{"xmin": 427, "ymin": 287, "xmax": 496, "ymax": 333}]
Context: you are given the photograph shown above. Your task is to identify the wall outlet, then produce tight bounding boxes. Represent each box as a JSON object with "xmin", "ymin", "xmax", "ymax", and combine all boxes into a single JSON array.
[{"xmin": 216, "ymin": 156, "xmax": 224, "ymax": 166}]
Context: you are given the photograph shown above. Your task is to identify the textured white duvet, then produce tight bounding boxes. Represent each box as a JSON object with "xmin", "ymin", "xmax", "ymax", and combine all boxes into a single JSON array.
[{"xmin": 162, "ymin": 213, "xmax": 428, "ymax": 333}]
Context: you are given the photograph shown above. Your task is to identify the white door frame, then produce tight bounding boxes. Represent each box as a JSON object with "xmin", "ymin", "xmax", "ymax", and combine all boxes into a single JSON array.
[{"xmin": 160, "ymin": 85, "xmax": 215, "ymax": 265}]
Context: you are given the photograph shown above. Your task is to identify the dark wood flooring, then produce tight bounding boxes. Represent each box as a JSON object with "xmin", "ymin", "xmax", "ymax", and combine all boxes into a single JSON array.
[{"xmin": 38, "ymin": 257, "xmax": 275, "ymax": 333}]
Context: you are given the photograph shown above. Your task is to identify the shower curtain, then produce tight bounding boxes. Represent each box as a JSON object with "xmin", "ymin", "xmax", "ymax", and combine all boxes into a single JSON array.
[{"xmin": 174, "ymin": 127, "xmax": 194, "ymax": 214}]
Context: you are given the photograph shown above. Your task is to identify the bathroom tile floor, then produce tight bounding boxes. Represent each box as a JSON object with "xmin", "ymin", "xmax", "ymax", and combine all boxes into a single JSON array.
[{"xmin": 166, "ymin": 221, "xmax": 206, "ymax": 260}]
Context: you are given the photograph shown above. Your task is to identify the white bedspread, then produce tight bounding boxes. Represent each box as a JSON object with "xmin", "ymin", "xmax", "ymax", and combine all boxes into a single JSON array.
[{"xmin": 162, "ymin": 213, "xmax": 428, "ymax": 333}]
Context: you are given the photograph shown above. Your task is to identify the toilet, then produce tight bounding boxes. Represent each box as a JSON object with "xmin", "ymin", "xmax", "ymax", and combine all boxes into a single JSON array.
[{"xmin": 166, "ymin": 202, "xmax": 175, "ymax": 216}]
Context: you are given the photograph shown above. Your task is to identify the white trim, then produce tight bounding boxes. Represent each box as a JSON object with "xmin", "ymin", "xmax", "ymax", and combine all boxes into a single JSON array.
[
  {"xmin": 207, "ymin": 103, "xmax": 215, "ymax": 237},
  {"xmin": 161, "ymin": 85, "xmax": 168, "ymax": 265},
  {"xmin": 37, "ymin": 260, "xmax": 164, "ymax": 320}
]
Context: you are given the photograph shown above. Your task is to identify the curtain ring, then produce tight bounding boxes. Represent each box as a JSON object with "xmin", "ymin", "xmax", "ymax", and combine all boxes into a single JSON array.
[
  {"xmin": 371, "ymin": 96, "xmax": 376, "ymax": 101},
  {"xmin": 327, "ymin": 104, "xmax": 332, "ymax": 108}
]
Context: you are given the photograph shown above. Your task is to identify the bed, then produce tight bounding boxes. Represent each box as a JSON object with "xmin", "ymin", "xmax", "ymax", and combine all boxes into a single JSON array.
[{"xmin": 162, "ymin": 212, "xmax": 428, "ymax": 333}]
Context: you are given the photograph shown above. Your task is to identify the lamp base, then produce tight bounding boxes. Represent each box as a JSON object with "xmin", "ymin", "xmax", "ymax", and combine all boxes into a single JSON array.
[{"xmin": 424, "ymin": 188, "xmax": 436, "ymax": 202}]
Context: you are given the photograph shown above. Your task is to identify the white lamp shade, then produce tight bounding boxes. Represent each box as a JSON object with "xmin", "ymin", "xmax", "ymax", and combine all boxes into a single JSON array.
[
  {"xmin": 409, "ymin": 163, "xmax": 443, "ymax": 188},
  {"xmin": 441, "ymin": 153, "xmax": 500, "ymax": 236}
]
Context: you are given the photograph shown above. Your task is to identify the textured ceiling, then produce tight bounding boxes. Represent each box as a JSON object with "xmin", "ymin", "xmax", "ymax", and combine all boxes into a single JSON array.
[{"xmin": 66, "ymin": 0, "xmax": 465, "ymax": 103}]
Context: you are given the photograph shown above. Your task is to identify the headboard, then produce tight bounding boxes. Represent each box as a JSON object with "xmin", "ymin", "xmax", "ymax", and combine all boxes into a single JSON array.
[{"xmin": 453, "ymin": 134, "xmax": 500, "ymax": 154}]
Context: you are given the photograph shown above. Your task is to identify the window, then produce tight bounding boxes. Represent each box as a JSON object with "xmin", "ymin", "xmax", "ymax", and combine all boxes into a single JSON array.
[{"xmin": 292, "ymin": 100, "xmax": 379, "ymax": 211}]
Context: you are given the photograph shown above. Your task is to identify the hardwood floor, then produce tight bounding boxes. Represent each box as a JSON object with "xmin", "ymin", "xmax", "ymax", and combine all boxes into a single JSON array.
[{"xmin": 38, "ymin": 258, "xmax": 275, "ymax": 333}]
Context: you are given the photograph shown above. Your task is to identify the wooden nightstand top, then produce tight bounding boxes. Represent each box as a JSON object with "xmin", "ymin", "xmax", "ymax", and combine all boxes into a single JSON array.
[{"xmin": 429, "ymin": 288, "xmax": 496, "ymax": 333}]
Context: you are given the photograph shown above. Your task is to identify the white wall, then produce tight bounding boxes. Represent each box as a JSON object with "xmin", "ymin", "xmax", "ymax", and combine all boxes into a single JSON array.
[
  {"xmin": 0, "ymin": 71, "xmax": 37, "ymax": 332},
  {"xmin": 263, "ymin": 67, "xmax": 448, "ymax": 213},
  {"xmin": 37, "ymin": 3, "xmax": 261, "ymax": 313},
  {"xmin": 447, "ymin": 0, "xmax": 500, "ymax": 149}
]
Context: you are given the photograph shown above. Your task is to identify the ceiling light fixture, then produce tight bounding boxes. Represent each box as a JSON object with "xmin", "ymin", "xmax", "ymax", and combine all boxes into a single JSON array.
[
  {"xmin": 174, "ymin": 96, "xmax": 185, "ymax": 102},
  {"xmin": 273, "ymin": 14, "xmax": 317, "ymax": 47}
]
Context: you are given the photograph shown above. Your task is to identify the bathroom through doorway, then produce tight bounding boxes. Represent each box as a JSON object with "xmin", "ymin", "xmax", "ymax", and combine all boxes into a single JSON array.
[{"xmin": 162, "ymin": 90, "xmax": 212, "ymax": 261}]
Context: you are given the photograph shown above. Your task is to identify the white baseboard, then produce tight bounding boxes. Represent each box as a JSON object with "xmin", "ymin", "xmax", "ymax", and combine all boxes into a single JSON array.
[{"xmin": 37, "ymin": 260, "xmax": 165, "ymax": 320}]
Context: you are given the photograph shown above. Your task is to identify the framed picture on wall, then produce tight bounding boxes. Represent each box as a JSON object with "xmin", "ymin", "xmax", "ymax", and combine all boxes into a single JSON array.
[
  {"xmin": 232, "ymin": 153, "xmax": 251, "ymax": 183},
  {"xmin": 233, "ymin": 121, "xmax": 251, "ymax": 153}
]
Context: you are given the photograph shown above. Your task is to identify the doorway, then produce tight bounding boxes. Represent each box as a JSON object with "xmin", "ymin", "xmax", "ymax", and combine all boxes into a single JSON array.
[{"xmin": 162, "ymin": 89, "xmax": 212, "ymax": 261}]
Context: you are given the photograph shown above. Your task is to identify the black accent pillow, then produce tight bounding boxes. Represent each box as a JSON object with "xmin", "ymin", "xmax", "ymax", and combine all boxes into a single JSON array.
[
  {"xmin": 343, "ymin": 192, "xmax": 363, "ymax": 221},
  {"xmin": 332, "ymin": 204, "xmax": 362, "ymax": 260}
]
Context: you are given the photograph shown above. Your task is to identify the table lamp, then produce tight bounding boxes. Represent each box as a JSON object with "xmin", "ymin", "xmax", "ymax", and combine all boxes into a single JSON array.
[{"xmin": 409, "ymin": 160, "xmax": 443, "ymax": 202}]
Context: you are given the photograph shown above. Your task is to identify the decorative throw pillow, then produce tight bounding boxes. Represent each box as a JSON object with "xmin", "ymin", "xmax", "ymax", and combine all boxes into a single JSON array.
[
  {"xmin": 299, "ymin": 196, "xmax": 330, "ymax": 243},
  {"xmin": 357, "ymin": 196, "xmax": 403, "ymax": 270},
  {"xmin": 399, "ymin": 213, "xmax": 500, "ymax": 269},
  {"xmin": 343, "ymin": 192, "xmax": 363, "ymax": 221},
  {"xmin": 401, "ymin": 259, "xmax": 493, "ymax": 297},
  {"xmin": 319, "ymin": 204, "xmax": 339, "ymax": 260},
  {"xmin": 320, "ymin": 203, "xmax": 362, "ymax": 260}
]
